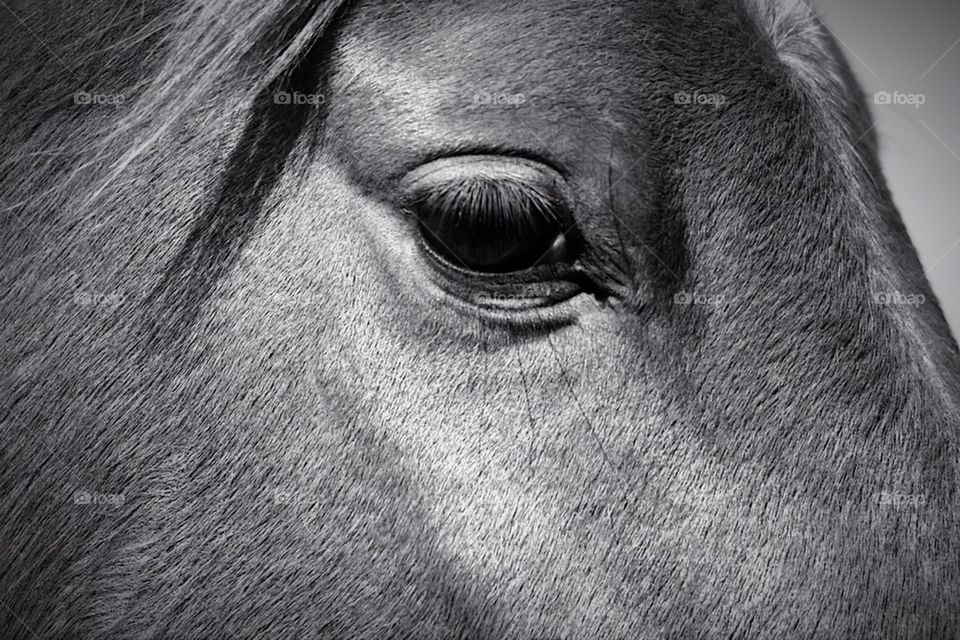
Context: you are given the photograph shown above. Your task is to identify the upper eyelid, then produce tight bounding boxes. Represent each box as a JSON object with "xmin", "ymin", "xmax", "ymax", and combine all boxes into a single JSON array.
[
  {"xmin": 397, "ymin": 154, "xmax": 566, "ymax": 197},
  {"xmin": 408, "ymin": 177, "xmax": 565, "ymax": 217},
  {"xmin": 389, "ymin": 148, "xmax": 568, "ymax": 186},
  {"xmin": 395, "ymin": 155, "xmax": 580, "ymax": 238}
]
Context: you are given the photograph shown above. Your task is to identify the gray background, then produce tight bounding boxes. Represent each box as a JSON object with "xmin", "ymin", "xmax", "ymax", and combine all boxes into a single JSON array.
[{"xmin": 820, "ymin": 0, "xmax": 959, "ymax": 338}]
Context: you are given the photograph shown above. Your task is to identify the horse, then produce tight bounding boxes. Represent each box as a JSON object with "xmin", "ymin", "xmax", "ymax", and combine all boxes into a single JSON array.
[{"xmin": 2, "ymin": 0, "xmax": 959, "ymax": 637}]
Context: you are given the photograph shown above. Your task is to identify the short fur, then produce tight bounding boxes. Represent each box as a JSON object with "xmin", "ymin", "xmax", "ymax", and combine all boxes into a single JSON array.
[{"xmin": 2, "ymin": 0, "xmax": 959, "ymax": 638}]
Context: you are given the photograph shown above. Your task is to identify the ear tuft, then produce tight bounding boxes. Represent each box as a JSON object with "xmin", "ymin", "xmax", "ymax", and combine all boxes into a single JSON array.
[{"xmin": 741, "ymin": 0, "xmax": 835, "ymax": 87}]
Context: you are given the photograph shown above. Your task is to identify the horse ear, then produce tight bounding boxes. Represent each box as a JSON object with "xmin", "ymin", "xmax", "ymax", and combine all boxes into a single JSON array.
[
  {"xmin": 740, "ymin": 0, "xmax": 830, "ymax": 80},
  {"xmin": 742, "ymin": 0, "xmax": 818, "ymax": 43},
  {"xmin": 740, "ymin": 0, "xmax": 866, "ymax": 124}
]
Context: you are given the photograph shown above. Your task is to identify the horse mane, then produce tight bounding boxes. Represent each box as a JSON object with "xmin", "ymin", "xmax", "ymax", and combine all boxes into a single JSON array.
[
  {"xmin": 1, "ymin": 0, "xmax": 352, "ymax": 346},
  {"xmin": 1, "ymin": 0, "xmax": 337, "ymax": 182}
]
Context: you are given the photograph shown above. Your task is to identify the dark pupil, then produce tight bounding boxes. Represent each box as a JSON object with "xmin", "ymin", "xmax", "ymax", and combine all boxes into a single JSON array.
[
  {"xmin": 413, "ymin": 183, "xmax": 566, "ymax": 273},
  {"xmin": 418, "ymin": 215, "xmax": 562, "ymax": 272}
]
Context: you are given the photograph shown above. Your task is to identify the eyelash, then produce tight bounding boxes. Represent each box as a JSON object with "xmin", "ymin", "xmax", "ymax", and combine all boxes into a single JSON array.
[{"xmin": 406, "ymin": 177, "xmax": 568, "ymax": 235}]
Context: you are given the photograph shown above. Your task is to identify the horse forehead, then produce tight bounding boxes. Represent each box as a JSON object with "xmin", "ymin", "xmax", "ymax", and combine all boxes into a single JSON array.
[
  {"xmin": 328, "ymin": 0, "xmax": 663, "ymax": 180},
  {"xmin": 339, "ymin": 0, "xmax": 641, "ymax": 69}
]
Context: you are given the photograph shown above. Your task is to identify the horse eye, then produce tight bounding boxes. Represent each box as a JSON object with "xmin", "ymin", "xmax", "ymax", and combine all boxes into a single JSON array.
[
  {"xmin": 401, "ymin": 158, "xmax": 575, "ymax": 274},
  {"xmin": 413, "ymin": 190, "xmax": 571, "ymax": 273}
]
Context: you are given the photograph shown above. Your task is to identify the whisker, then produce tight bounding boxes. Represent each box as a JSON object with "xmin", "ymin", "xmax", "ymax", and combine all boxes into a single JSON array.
[
  {"xmin": 544, "ymin": 332, "xmax": 620, "ymax": 476},
  {"xmin": 514, "ymin": 344, "xmax": 538, "ymax": 467}
]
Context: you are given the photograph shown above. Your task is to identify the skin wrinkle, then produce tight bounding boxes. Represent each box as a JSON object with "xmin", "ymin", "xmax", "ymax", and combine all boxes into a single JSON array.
[{"xmin": 1, "ymin": 0, "xmax": 959, "ymax": 638}]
